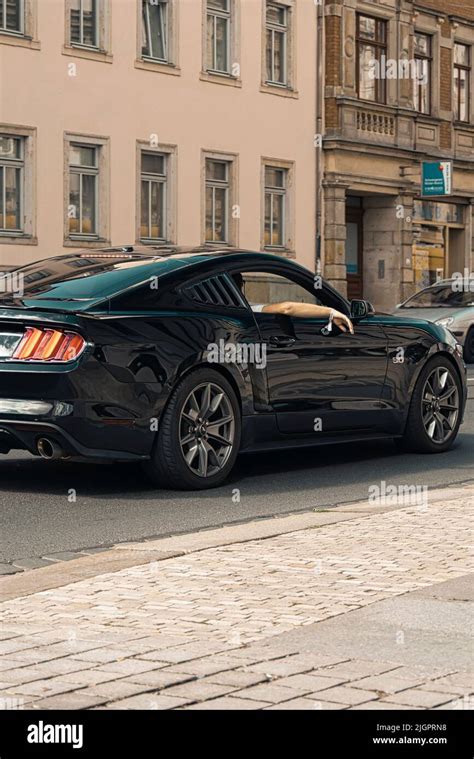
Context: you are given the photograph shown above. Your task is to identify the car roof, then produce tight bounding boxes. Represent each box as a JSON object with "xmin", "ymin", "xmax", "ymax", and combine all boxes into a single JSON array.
[{"xmin": 8, "ymin": 246, "xmax": 314, "ymax": 312}]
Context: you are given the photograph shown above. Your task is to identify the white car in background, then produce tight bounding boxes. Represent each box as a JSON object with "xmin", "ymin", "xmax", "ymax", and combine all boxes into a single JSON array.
[{"xmin": 393, "ymin": 278, "xmax": 474, "ymax": 364}]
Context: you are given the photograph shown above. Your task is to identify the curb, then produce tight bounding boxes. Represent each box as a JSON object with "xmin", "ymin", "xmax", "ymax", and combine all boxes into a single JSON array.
[{"xmin": 1, "ymin": 482, "xmax": 473, "ymax": 603}]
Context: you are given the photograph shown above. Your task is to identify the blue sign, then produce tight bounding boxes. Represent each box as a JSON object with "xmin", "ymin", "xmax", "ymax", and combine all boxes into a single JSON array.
[{"xmin": 422, "ymin": 162, "xmax": 452, "ymax": 196}]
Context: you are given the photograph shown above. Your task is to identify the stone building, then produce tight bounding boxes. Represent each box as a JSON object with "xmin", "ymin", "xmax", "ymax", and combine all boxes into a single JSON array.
[
  {"xmin": 0, "ymin": 1, "xmax": 317, "ymax": 271},
  {"xmin": 320, "ymin": 0, "xmax": 474, "ymax": 310}
]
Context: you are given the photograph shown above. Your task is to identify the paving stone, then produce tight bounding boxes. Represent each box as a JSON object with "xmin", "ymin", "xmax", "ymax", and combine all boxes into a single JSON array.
[
  {"xmin": 123, "ymin": 670, "xmax": 194, "ymax": 689},
  {"xmin": 208, "ymin": 671, "xmax": 268, "ymax": 688},
  {"xmin": 106, "ymin": 694, "xmax": 189, "ymax": 710},
  {"xmin": 382, "ymin": 689, "xmax": 454, "ymax": 708},
  {"xmin": 184, "ymin": 697, "xmax": 269, "ymax": 710},
  {"xmin": 352, "ymin": 674, "xmax": 426, "ymax": 694},
  {"xmin": 81, "ymin": 681, "xmax": 150, "ymax": 701},
  {"xmin": 162, "ymin": 681, "xmax": 236, "ymax": 701},
  {"xmin": 320, "ymin": 661, "xmax": 399, "ymax": 681},
  {"xmin": 265, "ymin": 697, "xmax": 344, "ymax": 710},
  {"xmin": 233, "ymin": 683, "xmax": 308, "ymax": 704},
  {"xmin": 95, "ymin": 660, "xmax": 163, "ymax": 676},
  {"xmin": 314, "ymin": 686, "xmax": 378, "ymax": 706},
  {"xmin": 277, "ymin": 674, "xmax": 347, "ymax": 691},
  {"xmin": 11, "ymin": 680, "xmax": 86, "ymax": 698},
  {"xmin": 32, "ymin": 693, "xmax": 106, "ymax": 710},
  {"xmin": 246, "ymin": 658, "xmax": 316, "ymax": 678}
]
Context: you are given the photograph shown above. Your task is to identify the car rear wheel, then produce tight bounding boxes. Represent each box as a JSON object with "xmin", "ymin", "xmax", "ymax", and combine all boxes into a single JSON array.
[
  {"xmin": 463, "ymin": 328, "xmax": 474, "ymax": 364},
  {"xmin": 399, "ymin": 357, "xmax": 463, "ymax": 453},
  {"xmin": 143, "ymin": 368, "xmax": 241, "ymax": 490}
]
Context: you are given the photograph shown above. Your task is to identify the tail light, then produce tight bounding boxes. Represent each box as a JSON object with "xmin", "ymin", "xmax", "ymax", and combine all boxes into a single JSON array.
[{"xmin": 11, "ymin": 327, "xmax": 86, "ymax": 363}]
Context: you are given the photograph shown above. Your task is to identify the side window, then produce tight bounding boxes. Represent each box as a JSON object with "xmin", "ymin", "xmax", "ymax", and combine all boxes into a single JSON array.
[{"xmin": 233, "ymin": 271, "xmax": 325, "ymax": 309}]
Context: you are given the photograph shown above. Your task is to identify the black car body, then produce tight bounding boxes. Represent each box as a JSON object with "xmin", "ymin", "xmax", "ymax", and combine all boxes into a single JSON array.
[{"xmin": 0, "ymin": 246, "xmax": 468, "ymax": 489}]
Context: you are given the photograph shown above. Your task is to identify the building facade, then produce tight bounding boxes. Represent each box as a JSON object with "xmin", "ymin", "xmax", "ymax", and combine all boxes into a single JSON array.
[
  {"xmin": 321, "ymin": 0, "xmax": 474, "ymax": 311},
  {"xmin": 0, "ymin": 0, "xmax": 317, "ymax": 271}
]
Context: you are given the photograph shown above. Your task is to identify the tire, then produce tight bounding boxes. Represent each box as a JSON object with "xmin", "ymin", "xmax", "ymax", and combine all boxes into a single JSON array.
[
  {"xmin": 143, "ymin": 368, "xmax": 241, "ymax": 490},
  {"xmin": 398, "ymin": 356, "xmax": 463, "ymax": 454},
  {"xmin": 463, "ymin": 328, "xmax": 474, "ymax": 364}
]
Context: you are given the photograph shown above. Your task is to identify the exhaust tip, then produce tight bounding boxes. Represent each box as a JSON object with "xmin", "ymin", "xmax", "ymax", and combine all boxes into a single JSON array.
[{"xmin": 37, "ymin": 438, "xmax": 64, "ymax": 460}]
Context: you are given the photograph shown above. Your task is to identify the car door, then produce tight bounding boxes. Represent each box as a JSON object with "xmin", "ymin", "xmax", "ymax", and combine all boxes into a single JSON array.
[{"xmin": 235, "ymin": 266, "xmax": 389, "ymax": 436}]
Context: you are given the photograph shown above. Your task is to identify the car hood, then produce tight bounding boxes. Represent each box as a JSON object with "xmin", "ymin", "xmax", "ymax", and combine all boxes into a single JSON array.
[{"xmin": 392, "ymin": 306, "xmax": 469, "ymax": 323}]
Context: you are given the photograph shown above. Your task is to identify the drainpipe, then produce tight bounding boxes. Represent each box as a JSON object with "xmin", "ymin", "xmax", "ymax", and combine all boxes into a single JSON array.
[{"xmin": 315, "ymin": 0, "xmax": 325, "ymax": 276}]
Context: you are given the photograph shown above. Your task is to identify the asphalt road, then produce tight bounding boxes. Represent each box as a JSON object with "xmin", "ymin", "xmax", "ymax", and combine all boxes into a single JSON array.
[{"xmin": 1, "ymin": 368, "xmax": 473, "ymax": 568}]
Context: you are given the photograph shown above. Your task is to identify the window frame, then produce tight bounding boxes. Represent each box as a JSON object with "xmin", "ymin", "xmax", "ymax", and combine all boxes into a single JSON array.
[
  {"xmin": 202, "ymin": 150, "xmax": 238, "ymax": 247},
  {"xmin": 0, "ymin": 0, "xmax": 24, "ymax": 36},
  {"xmin": 201, "ymin": 0, "xmax": 240, "ymax": 85},
  {"xmin": 64, "ymin": 0, "xmax": 111, "ymax": 61},
  {"xmin": 0, "ymin": 125, "xmax": 36, "ymax": 244},
  {"xmin": 69, "ymin": 0, "xmax": 99, "ymax": 49},
  {"xmin": 454, "ymin": 42, "xmax": 471, "ymax": 124},
  {"xmin": 0, "ymin": 135, "xmax": 23, "ymax": 235},
  {"xmin": 141, "ymin": 0, "xmax": 169, "ymax": 64},
  {"xmin": 206, "ymin": 0, "xmax": 231, "ymax": 75},
  {"xmin": 136, "ymin": 140, "xmax": 177, "ymax": 245},
  {"xmin": 261, "ymin": 158, "xmax": 294, "ymax": 255},
  {"xmin": 414, "ymin": 32, "xmax": 432, "ymax": 116},
  {"xmin": 0, "ymin": 0, "xmax": 39, "ymax": 49},
  {"xmin": 64, "ymin": 132, "xmax": 110, "ymax": 247},
  {"xmin": 265, "ymin": 2, "xmax": 288, "ymax": 87},
  {"xmin": 356, "ymin": 13, "xmax": 388, "ymax": 104}
]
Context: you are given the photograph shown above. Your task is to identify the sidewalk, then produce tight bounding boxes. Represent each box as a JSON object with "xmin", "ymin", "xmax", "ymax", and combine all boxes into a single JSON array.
[{"xmin": 0, "ymin": 484, "xmax": 472, "ymax": 710}]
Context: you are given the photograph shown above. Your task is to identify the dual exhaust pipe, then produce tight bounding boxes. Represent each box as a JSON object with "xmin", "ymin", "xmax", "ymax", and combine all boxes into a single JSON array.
[{"xmin": 36, "ymin": 437, "xmax": 67, "ymax": 460}]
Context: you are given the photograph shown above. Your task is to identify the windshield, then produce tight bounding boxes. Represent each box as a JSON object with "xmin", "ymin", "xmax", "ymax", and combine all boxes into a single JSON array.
[{"xmin": 402, "ymin": 284, "xmax": 474, "ymax": 309}]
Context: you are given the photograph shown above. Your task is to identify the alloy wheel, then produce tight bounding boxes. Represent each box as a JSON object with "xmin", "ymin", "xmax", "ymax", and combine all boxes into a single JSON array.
[
  {"xmin": 179, "ymin": 382, "xmax": 235, "ymax": 478},
  {"xmin": 421, "ymin": 366, "xmax": 459, "ymax": 445}
]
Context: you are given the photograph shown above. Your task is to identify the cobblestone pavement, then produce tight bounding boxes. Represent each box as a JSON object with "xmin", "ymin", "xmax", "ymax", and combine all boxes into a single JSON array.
[{"xmin": 0, "ymin": 491, "xmax": 472, "ymax": 710}]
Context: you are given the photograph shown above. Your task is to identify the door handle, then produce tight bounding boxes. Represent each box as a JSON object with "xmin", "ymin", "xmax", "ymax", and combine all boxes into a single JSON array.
[{"xmin": 269, "ymin": 336, "xmax": 296, "ymax": 348}]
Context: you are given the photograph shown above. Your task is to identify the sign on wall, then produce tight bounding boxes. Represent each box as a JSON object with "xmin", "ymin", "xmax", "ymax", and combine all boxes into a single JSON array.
[{"xmin": 421, "ymin": 161, "xmax": 453, "ymax": 197}]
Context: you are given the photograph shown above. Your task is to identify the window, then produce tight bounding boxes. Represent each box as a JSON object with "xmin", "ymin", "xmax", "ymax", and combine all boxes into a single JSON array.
[
  {"xmin": 142, "ymin": 0, "xmax": 168, "ymax": 62},
  {"xmin": 0, "ymin": 0, "xmax": 22, "ymax": 35},
  {"xmin": 68, "ymin": 143, "xmax": 98, "ymax": 239},
  {"xmin": 205, "ymin": 158, "xmax": 230, "ymax": 243},
  {"xmin": 70, "ymin": 0, "xmax": 97, "ymax": 48},
  {"xmin": 356, "ymin": 14, "xmax": 387, "ymax": 103},
  {"xmin": 414, "ymin": 33, "xmax": 431, "ymax": 115},
  {"xmin": 264, "ymin": 166, "xmax": 287, "ymax": 248},
  {"xmin": 265, "ymin": 2, "xmax": 288, "ymax": 86},
  {"xmin": 236, "ymin": 271, "xmax": 322, "ymax": 309},
  {"xmin": 0, "ymin": 135, "xmax": 22, "ymax": 233},
  {"xmin": 206, "ymin": 0, "xmax": 230, "ymax": 74},
  {"xmin": 140, "ymin": 152, "xmax": 167, "ymax": 242},
  {"xmin": 454, "ymin": 43, "xmax": 471, "ymax": 123}
]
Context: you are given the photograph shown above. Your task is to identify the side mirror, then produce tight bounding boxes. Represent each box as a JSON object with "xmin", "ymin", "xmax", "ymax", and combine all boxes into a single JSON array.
[{"xmin": 350, "ymin": 300, "xmax": 375, "ymax": 318}]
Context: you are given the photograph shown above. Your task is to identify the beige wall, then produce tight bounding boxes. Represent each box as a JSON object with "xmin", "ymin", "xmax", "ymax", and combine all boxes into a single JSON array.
[{"xmin": 0, "ymin": 0, "xmax": 317, "ymax": 271}]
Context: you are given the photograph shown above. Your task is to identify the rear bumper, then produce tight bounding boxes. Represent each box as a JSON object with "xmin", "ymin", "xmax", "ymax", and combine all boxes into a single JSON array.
[{"xmin": 0, "ymin": 418, "xmax": 150, "ymax": 460}]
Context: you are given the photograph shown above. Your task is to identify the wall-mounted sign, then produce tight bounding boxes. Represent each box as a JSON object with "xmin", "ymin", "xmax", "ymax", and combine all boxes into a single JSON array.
[{"xmin": 421, "ymin": 161, "xmax": 452, "ymax": 196}]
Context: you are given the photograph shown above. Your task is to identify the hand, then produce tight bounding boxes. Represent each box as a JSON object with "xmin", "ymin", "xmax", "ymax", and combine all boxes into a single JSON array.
[{"xmin": 333, "ymin": 310, "xmax": 354, "ymax": 334}]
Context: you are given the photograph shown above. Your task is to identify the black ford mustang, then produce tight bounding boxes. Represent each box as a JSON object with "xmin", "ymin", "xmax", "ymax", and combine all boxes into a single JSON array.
[{"xmin": 0, "ymin": 246, "xmax": 468, "ymax": 490}]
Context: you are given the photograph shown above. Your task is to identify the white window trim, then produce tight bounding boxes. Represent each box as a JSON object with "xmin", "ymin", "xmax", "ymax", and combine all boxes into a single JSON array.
[
  {"xmin": 261, "ymin": 0, "xmax": 296, "ymax": 96},
  {"xmin": 0, "ymin": 124, "xmax": 37, "ymax": 244},
  {"xmin": 63, "ymin": 0, "xmax": 112, "ymax": 62},
  {"xmin": 64, "ymin": 132, "xmax": 110, "ymax": 247},
  {"xmin": 136, "ymin": 140, "xmax": 177, "ymax": 245},
  {"xmin": 201, "ymin": 0, "xmax": 241, "ymax": 87},
  {"xmin": 202, "ymin": 149, "xmax": 239, "ymax": 247},
  {"xmin": 261, "ymin": 157, "xmax": 294, "ymax": 255}
]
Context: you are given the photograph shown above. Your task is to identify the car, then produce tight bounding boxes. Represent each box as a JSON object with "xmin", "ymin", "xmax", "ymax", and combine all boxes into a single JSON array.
[
  {"xmin": 0, "ymin": 246, "xmax": 468, "ymax": 490},
  {"xmin": 393, "ymin": 278, "xmax": 474, "ymax": 364}
]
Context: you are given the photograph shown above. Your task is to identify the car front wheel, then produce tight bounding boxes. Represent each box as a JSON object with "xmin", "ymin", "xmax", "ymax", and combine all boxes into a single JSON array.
[
  {"xmin": 143, "ymin": 368, "xmax": 241, "ymax": 490},
  {"xmin": 399, "ymin": 357, "xmax": 463, "ymax": 453}
]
